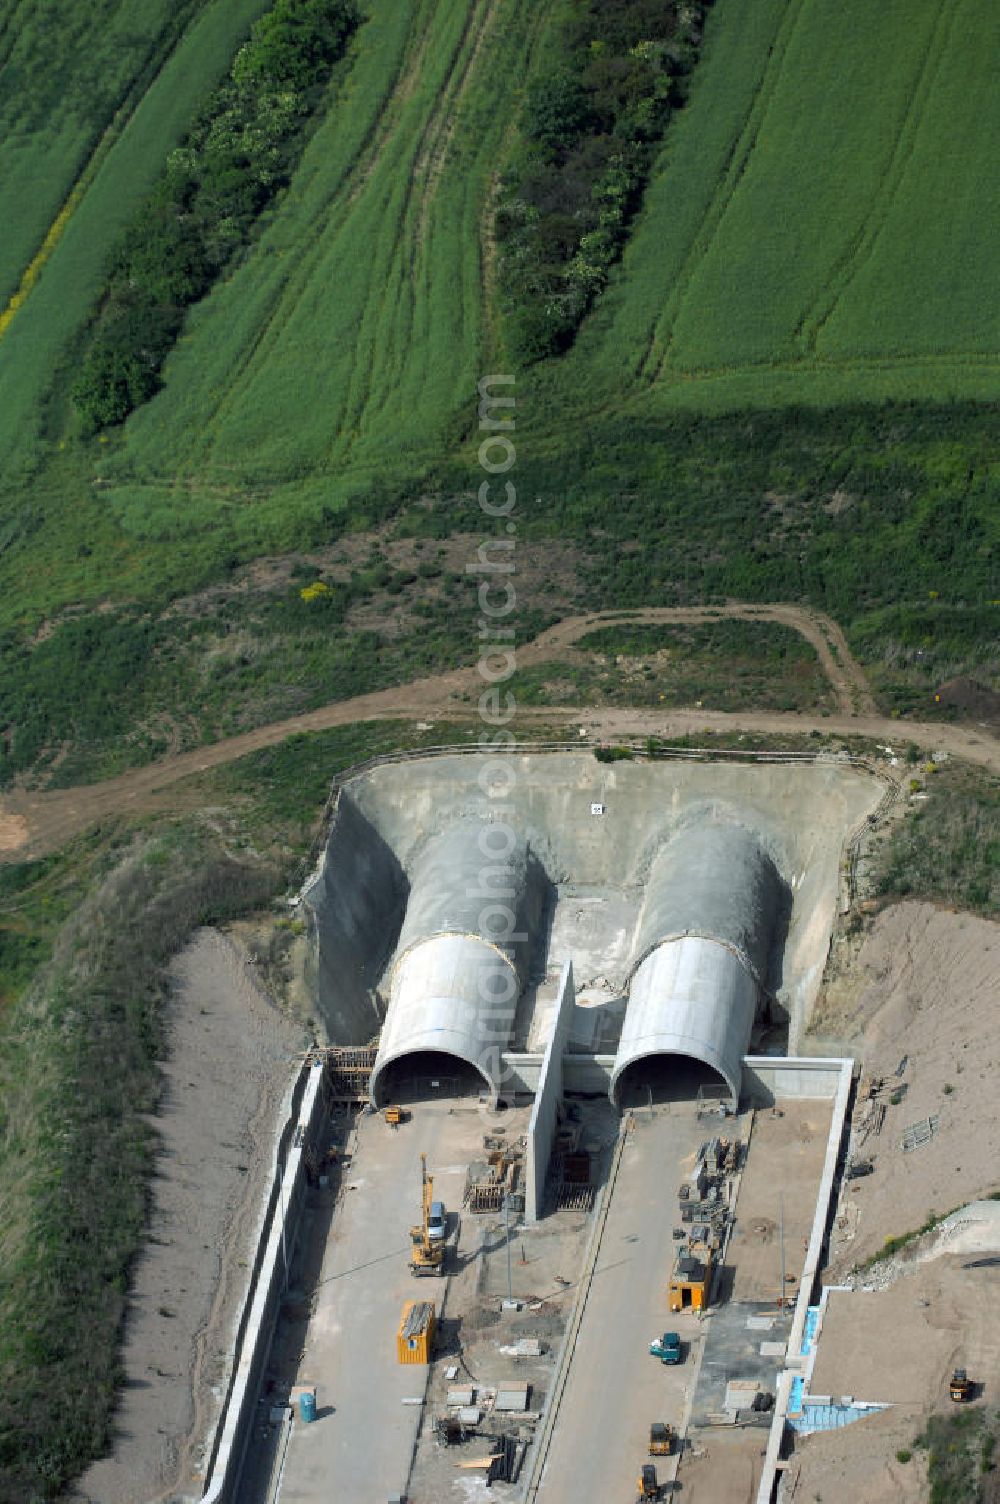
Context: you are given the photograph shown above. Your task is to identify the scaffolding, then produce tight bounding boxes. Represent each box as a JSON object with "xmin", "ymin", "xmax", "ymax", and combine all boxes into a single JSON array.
[
  {"xmin": 696, "ymin": 1082, "xmax": 734, "ymax": 1118},
  {"xmin": 323, "ymin": 1044, "xmax": 379, "ymax": 1102},
  {"xmin": 464, "ymin": 1134, "xmax": 526, "ymax": 1214}
]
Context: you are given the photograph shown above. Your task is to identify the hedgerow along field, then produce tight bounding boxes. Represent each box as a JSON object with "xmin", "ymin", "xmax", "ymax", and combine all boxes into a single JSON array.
[
  {"xmin": 545, "ymin": 0, "xmax": 1000, "ymax": 414},
  {"xmin": 0, "ymin": 0, "xmax": 273, "ymax": 480},
  {"xmin": 95, "ymin": 0, "xmax": 1000, "ymax": 543},
  {"xmin": 104, "ymin": 0, "xmax": 544, "ymax": 521}
]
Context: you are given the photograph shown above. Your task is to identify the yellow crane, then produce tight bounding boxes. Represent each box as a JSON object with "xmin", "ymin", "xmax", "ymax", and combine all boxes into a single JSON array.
[{"xmin": 409, "ymin": 1152, "xmax": 445, "ymax": 1277}]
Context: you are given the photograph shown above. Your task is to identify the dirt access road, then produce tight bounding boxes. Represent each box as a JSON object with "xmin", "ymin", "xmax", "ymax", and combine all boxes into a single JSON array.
[{"xmin": 0, "ymin": 603, "xmax": 993, "ymax": 862}]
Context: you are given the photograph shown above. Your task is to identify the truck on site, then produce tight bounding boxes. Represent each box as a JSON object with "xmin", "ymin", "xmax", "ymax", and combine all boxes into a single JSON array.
[
  {"xmin": 648, "ymin": 1422, "xmax": 675, "ymax": 1456},
  {"xmin": 636, "ymin": 1462, "xmax": 660, "ymax": 1500},
  {"xmin": 409, "ymin": 1152, "xmax": 445, "ymax": 1277},
  {"xmin": 649, "ymin": 1331, "xmax": 682, "ymax": 1364}
]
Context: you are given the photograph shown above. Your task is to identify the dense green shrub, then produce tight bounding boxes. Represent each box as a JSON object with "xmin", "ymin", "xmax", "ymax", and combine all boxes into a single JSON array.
[
  {"xmin": 72, "ymin": 0, "xmax": 360, "ymax": 433},
  {"xmin": 496, "ymin": 0, "xmax": 708, "ymax": 360},
  {"xmin": 594, "ymin": 744, "xmax": 635, "ymax": 762}
]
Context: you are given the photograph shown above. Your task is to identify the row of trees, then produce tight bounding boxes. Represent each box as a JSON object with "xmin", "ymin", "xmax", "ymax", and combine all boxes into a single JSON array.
[
  {"xmin": 73, "ymin": 0, "xmax": 360, "ymax": 433},
  {"xmin": 496, "ymin": 1, "xmax": 709, "ymax": 361}
]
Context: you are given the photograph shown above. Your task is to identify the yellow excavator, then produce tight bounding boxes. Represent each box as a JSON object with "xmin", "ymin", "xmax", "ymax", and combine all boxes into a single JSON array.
[{"xmin": 409, "ymin": 1153, "xmax": 445, "ymax": 1277}]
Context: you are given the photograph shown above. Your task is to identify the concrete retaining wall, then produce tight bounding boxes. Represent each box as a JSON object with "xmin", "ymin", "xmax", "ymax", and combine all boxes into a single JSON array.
[
  {"xmin": 303, "ymin": 794, "xmax": 406, "ymax": 1043},
  {"xmin": 755, "ymin": 1057, "xmax": 854, "ymax": 1504},
  {"xmin": 508, "ymin": 1053, "xmax": 846, "ymax": 1103},
  {"xmin": 525, "ymin": 961, "xmax": 575, "ymax": 1223},
  {"xmin": 501, "ymin": 1052, "xmax": 616, "ymax": 1097},
  {"xmin": 742, "ymin": 1056, "xmax": 848, "ymax": 1103},
  {"xmin": 201, "ymin": 1060, "xmax": 326, "ymax": 1502}
]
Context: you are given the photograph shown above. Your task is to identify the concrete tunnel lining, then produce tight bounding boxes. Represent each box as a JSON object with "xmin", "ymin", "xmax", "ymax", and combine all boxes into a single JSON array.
[
  {"xmin": 612, "ymin": 823, "xmax": 784, "ymax": 1106},
  {"xmin": 610, "ymin": 935, "xmax": 758, "ymax": 1105},
  {"xmin": 370, "ymin": 822, "xmax": 546, "ymax": 1105},
  {"xmin": 369, "ymin": 934, "xmax": 520, "ymax": 1105}
]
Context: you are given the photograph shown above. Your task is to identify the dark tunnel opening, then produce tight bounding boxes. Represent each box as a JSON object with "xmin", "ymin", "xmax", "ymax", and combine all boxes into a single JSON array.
[
  {"xmin": 613, "ymin": 1052, "xmax": 734, "ymax": 1110},
  {"xmin": 371, "ymin": 1050, "xmax": 491, "ymax": 1106}
]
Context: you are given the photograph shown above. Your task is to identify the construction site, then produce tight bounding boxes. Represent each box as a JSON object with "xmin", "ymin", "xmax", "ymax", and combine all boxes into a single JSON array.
[{"xmin": 161, "ymin": 749, "xmax": 995, "ymax": 1504}]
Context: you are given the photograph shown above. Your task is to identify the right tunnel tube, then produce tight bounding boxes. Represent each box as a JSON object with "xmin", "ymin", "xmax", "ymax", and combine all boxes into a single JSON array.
[{"xmin": 611, "ymin": 821, "xmax": 783, "ymax": 1109}]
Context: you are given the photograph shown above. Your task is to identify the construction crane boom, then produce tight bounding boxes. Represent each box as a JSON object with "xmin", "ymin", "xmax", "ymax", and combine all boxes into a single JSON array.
[{"xmin": 409, "ymin": 1152, "xmax": 444, "ymax": 1276}]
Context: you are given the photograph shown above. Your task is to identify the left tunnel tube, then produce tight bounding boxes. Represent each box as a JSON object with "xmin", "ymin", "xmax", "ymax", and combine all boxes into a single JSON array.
[{"xmin": 369, "ymin": 820, "xmax": 544, "ymax": 1105}]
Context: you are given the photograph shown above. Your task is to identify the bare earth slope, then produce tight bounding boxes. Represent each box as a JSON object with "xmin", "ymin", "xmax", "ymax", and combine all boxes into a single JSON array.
[
  {"xmin": 69, "ymin": 930, "xmax": 305, "ymax": 1504},
  {"xmin": 817, "ymin": 900, "xmax": 1000, "ymax": 1272}
]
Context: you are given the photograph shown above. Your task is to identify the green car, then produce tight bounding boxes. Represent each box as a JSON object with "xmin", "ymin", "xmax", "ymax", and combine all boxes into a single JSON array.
[{"xmin": 649, "ymin": 1331, "xmax": 682, "ymax": 1365}]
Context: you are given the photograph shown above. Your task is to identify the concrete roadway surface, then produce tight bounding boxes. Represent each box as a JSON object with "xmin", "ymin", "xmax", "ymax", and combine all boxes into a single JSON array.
[
  {"xmin": 271, "ymin": 1101, "xmax": 484, "ymax": 1504},
  {"xmin": 537, "ymin": 1107, "xmax": 708, "ymax": 1502}
]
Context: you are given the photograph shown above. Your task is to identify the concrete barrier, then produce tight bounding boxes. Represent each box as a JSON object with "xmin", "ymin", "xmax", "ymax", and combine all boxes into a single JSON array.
[
  {"xmin": 200, "ymin": 1060, "xmax": 326, "ymax": 1503},
  {"xmin": 742, "ymin": 1055, "xmax": 848, "ymax": 1103},
  {"xmin": 525, "ymin": 961, "xmax": 575, "ymax": 1223},
  {"xmin": 502, "ymin": 1051, "xmax": 616, "ymax": 1097},
  {"xmin": 755, "ymin": 1056, "xmax": 854, "ymax": 1504}
]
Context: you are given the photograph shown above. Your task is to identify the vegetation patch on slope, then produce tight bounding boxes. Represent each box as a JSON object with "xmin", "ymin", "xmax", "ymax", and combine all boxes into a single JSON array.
[
  {"xmin": 507, "ymin": 619, "xmax": 832, "ymax": 713},
  {"xmin": 0, "ymin": 837, "xmax": 107, "ymax": 1012},
  {"xmin": 73, "ymin": 0, "xmax": 361, "ymax": 432},
  {"xmin": 848, "ymin": 602, "xmax": 999, "ymax": 720},
  {"xmin": 495, "ymin": 0, "xmax": 710, "ymax": 361},
  {"xmin": 916, "ymin": 1408, "xmax": 1000, "ymax": 1504},
  {"xmin": 0, "ymin": 828, "xmax": 278, "ymax": 1502},
  {"xmin": 0, "ymin": 550, "xmax": 553, "ymax": 786},
  {"xmin": 453, "ymin": 403, "xmax": 999, "ymax": 641},
  {"xmin": 874, "ymin": 758, "xmax": 1000, "ymax": 916}
]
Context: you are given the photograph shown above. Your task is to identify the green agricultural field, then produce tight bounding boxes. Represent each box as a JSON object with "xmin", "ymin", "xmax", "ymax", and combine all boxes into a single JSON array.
[
  {"xmin": 0, "ymin": 0, "xmax": 995, "ymax": 751},
  {"xmin": 0, "ymin": 0, "xmax": 197, "ymax": 308},
  {"xmin": 104, "ymin": 0, "xmax": 543, "ymax": 524},
  {"xmin": 89, "ymin": 0, "xmax": 1000, "ymax": 551},
  {"xmin": 552, "ymin": 0, "xmax": 1000, "ymax": 412},
  {"xmin": 0, "ymin": 0, "xmax": 272, "ymax": 479}
]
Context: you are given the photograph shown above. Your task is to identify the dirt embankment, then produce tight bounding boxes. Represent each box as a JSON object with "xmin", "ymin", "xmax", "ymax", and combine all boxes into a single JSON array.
[
  {"xmin": 70, "ymin": 930, "xmax": 306, "ymax": 1504},
  {"xmin": 817, "ymin": 901, "xmax": 1000, "ymax": 1272},
  {"xmin": 788, "ymin": 902, "xmax": 1000, "ymax": 1504}
]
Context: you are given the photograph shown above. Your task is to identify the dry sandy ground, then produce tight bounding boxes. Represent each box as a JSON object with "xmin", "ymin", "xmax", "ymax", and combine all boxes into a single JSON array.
[
  {"xmin": 681, "ymin": 1431, "xmax": 769, "ymax": 1503},
  {"xmin": 782, "ymin": 1404, "xmax": 926, "ymax": 1504},
  {"xmin": 786, "ymin": 1251, "xmax": 1000, "ymax": 1502},
  {"xmin": 786, "ymin": 900, "xmax": 1000, "ymax": 1503},
  {"xmin": 69, "ymin": 929, "xmax": 306, "ymax": 1504},
  {"xmin": 817, "ymin": 901, "xmax": 1000, "ymax": 1272},
  {"xmin": 730, "ymin": 1101, "xmax": 831, "ymax": 1304}
]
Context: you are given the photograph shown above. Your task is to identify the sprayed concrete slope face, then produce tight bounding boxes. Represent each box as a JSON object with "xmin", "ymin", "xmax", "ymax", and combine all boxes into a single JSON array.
[
  {"xmin": 307, "ymin": 754, "xmax": 881, "ymax": 1074},
  {"xmin": 369, "ymin": 821, "xmax": 546, "ymax": 1104},
  {"xmin": 301, "ymin": 793, "xmax": 406, "ymax": 1044},
  {"xmin": 613, "ymin": 825, "xmax": 784, "ymax": 1105}
]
